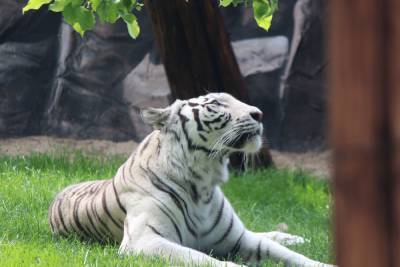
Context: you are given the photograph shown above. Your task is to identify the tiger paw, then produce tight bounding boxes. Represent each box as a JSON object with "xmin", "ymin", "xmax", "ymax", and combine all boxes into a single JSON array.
[{"xmin": 261, "ymin": 231, "xmax": 309, "ymax": 246}]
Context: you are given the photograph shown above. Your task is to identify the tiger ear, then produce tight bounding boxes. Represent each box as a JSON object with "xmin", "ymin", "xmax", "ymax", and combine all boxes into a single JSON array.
[{"xmin": 141, "ymin": 106, "xmax": 171, "ymax": 129}]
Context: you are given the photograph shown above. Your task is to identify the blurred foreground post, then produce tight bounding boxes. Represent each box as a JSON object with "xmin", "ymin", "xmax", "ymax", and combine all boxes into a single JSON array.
[
  {"xmin": 330, "ymin": 0, "xmax": 400, "ymax": 266},
  {"xmin": 388, "ymin": 0, "xmax": 400, "ymax": 266},
  {"xmin": 144, "ymin": 0, "xmax": 273, "ymax": 169}
]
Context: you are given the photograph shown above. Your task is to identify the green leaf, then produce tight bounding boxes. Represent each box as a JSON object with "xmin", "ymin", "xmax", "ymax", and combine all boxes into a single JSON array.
[
  {"xmin": 22, "ymin": 0, "xmax": 52, "ymax": 13},
  {"xmin": 49, "ymin": 0, "xmax": 66, "ymax": 12},
  {"xmin": 89, "ymin": 0, "xmax": 101, "ymax": 11},
  {"xmin": 63, "ymin": 4, "xmax": 95, "ymax": 36},
  {"xmin": 122, "ymin": 13, "xmax": 140, "ymax": 39},
  {"xmin": 219, "ymin": 0, "xmax": 233, "ymax": 7},
  {"xmin": 97, "ymin": 1, "xmax": 119, "ymax": 23},
  {"xmin": 220, "ymin": 0, "xmax": 245, "ymax": 7},
  {"xmin": 252, "ymin": 0, "xmax": 278, "ymax": 31},
  {"xmin": 49, "ymin": 0, "xmax": 82, "ymax": 12},
  {"xmin": 232, "ymin": 0, "xmax": 245, "ymax": 6},
  {"xmin": 254, "ymin": 13, "xmax": 273, "ymax": 31}
]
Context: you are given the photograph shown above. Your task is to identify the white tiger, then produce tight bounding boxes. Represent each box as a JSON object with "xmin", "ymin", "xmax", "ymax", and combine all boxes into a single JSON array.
[{"xmin": 49, "ymin": 93, "xmax": 334, "ymax": 267}]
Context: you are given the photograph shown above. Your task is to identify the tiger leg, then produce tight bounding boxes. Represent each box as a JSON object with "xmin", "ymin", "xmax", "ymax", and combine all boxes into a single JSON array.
[
  {"xmin": 237, "ymin": 231, "xmax": 334, "ymax": 267},
  {"xmin": 260, "ymin": 231, "xmax": 307, "ymax": 246},
  {"xmin": 118, "ymin": 213, "xmax": 244, "ymax": 267}
]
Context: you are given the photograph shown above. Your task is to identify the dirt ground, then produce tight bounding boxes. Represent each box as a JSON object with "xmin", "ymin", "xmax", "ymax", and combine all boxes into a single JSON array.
[{"xmin": 0, "ymin": 136, "xmax": 331, "ymax": 178}]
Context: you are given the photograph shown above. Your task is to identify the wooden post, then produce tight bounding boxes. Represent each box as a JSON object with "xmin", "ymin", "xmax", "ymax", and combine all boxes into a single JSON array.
[
  {"xmin": 388, "ymin": 0, "xmax": 400, "ymax": 266},
  {"xmin": 330, "ymin": 0, "xmax": 400, "ymax": 266},
  {"xmin": 144, "ymin": 0, "xmax": 273, "ymax": 169}
]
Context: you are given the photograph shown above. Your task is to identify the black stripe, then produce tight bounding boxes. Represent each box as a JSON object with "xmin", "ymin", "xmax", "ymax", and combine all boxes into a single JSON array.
[
  {"xmin": 50, "ymin": 201, "xmax": 60, "ymax": 229},
  {"xmin": 188, "ymin": 101, "xmax": 199, "ymax": 107},
  {"xmin": 112, "ymin": 179, "xmax": 126, "ymax": 213},
  {"xmin": 189, "ymin": 167, "xmax": 203, "ymax": 181},
  {"xmin": 206, "ymin": 99, "xmax": 227, "ymax": 107},
  {"xmin": 178, "ymin": 106, "xmax": 217, "ymax": 154},
  {"xmin": 72, "ymin": 194, "xmax": 92, "ymax": 239},
  {"xmin": 192, "ymin": 108, "xmax": 206, "ymax": 132},
  {"xmin": 146, "ymin": 166, "xmax": 195, "ymax": 221},
  {"xmin": 180, "ymin": 143, "xmax": 188, "ymax": 161},
  {"xmin": 127, "ymin": 166, "xmax": 184, "ymax": 244},
  {"xmin": 190, "ymin": 182, "xmax": 199, "ymax": 203},
  {"xmin": 101, "ymin": 186, "xmax": 123, "ymax": 230},
  {"xmin": 139, "ymin": 134, "xmax": 152, "ymax": 156},
  {"xmin": 198, "ymin": 133, "xmax": 208, "ymax": 142},
  {"xmin": 203, "ymin": 113, "xmax": 224, "ymax": 124},
  {"xmin": 156, "ymin": 136, "xmax": 161, "ymax": 155},
  {"xmin": 167, "ymin": 129, "xmax": 180, "ymax": 141},
  {"xmin": 166, "ymin": 173, "xmax": 189, "ymax": 194},
  {"xmin": 206, "ymin": 106, "xmax": 218, "ymax": 113},
  {"xmin": 201, "ymin": 198, "xmax": 224, "ymax": 237},
  {"xmin": 85, "ymin": 200, "xmax": 104, "ymax": 242},
  {"xmin": 56, "ymin": 199, "xmax": 70, "ymax": 234},
  {"xmin": 147, "ymin": 224, "xmax": 164, "ymax": 237},
  {"xmin": 144, "ymin": 166, "xmax": 197, "ymax": 236},
  {"xmin": 214, "ymin": 214, "xmax": 234, "ymax": 245},
  {"xmin": 148, "ymin": 175, "xmax": 197, "ymax": 237},
  {"xmin": 204, "ymin": 188, "xmax": 215, "ymax": 204},
  {"xmin": 203, "ymin": 113, "xmax": 225, "ymax": 131},
  {"xmin": 229, "ymin": 230, "xmax": 245, "ymax": 258},
  {"xmin": 48, "ymin": 202, "xmax": 56, "ymax": 232},
  {"xmin": 215, "ymin": 114, "xmax": 231, "ymax": 130},
  {"xmin": 256, "ymin": 240, "xmax": 262, "ymax": 262},
  {"xmin": 156, "ymin": 205, "xmax": 183, "ymax": 244},
  {"xmin": 169, "ymin": 159, "xmax": 184, "ymax": 173},
  {"xmin": 91, "ymin": 199, "xmax": 113, "ymax": 239}
]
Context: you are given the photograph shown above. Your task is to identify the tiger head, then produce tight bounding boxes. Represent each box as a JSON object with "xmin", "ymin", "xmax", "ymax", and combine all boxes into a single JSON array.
[{"xmin": 141, "ymin": 93, "xmax": 263, "ymax": 154}]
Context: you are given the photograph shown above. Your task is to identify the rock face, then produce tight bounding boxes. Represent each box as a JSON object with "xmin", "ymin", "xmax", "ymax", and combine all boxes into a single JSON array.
[
  {"xmin": 280, "ymin": 0, "xmax": 327, "ymax": 150},
  {"xmin": 0, "ymin": 1, "xmax": 61, "ymax": 137},
  {"xmin": 44, "ymin": 15, "xmax": 155, "ymax": 141},
  {"xmin": 0, "ymin": 0, "xmax": 327, "ymax": 150}
]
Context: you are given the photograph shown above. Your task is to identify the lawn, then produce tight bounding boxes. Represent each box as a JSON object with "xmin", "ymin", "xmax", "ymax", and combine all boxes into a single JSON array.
[{"xmin": 0, "ymin": 153, "xmax": 334, "ymax": 266}]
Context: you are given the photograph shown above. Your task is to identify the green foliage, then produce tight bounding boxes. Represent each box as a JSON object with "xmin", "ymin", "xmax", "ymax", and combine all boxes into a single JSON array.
[
  {"xmin": 0, "ymin": 153, "xmax": 334, "ymax": 266},
  {"xmin": 219, "ymin": 0, "xmax": 278, "ymax": 31},
  {"xmin": 252, "ymin": 0, "xmax": 278, "ymax": 31},
  {"xmin": 22, "ymin": 0, "xmax": 52, "ymax": 13},
  {"xmin": 22, "ymin": 0, "xmax": 278, "ymax": 39},
  {"xmin": 23, "ymin": 0, "xmax": 143, "ymax": 38}
]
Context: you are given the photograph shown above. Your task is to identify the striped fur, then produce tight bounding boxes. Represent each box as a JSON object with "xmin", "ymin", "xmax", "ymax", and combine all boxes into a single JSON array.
[{"xmin": 49, "ymin": 93, "xmax": 333, "ymax": 267}]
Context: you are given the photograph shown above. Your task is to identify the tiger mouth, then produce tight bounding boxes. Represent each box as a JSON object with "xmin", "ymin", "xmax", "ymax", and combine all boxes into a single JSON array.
[{"xmin": 225, "ymin": 129, "xmax": 261, "ymax": 149}]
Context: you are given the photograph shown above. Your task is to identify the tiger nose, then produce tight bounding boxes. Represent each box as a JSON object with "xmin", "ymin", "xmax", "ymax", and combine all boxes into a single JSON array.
[{"xmin": 250, "ymin": 111, "xmax": 263, "ymax": 122}]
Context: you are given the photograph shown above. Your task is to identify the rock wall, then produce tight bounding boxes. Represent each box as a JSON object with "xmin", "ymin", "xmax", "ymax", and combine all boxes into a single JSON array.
[
  {"xmin": 0, "ymin": 1, "xmax": 61, "ymax": 136},
  {"xmin": 0, "ymin": 0, "xmax": 326, "ymax": 150}
]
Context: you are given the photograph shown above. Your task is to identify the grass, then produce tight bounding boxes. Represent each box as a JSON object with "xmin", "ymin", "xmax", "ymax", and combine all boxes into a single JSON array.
[{"xmin": 0, "ymin": 153, "xmax": 334, "ymax": 266}]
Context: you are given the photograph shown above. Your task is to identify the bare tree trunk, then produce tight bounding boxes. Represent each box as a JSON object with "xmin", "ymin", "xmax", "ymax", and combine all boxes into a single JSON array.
[{"xmin": 144, "ymin": 0, "xmax": 273, "ymax": 169}]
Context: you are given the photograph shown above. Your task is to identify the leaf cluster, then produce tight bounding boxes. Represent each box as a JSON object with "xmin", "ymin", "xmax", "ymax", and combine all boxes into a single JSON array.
[
  {"xmin": 23, "ymin": 0, "xmax": 142, "ymax": 38},
  {"xmin": 220, "ymin": 0, "xmax": 278, "ymax": 31},
  {"xmin": 22, "ymin": 0, "xmax": 278, "ymax": 39}
]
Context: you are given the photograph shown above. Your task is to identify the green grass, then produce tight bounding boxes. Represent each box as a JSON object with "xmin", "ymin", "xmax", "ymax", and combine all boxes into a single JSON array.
[{"xmin": 0, "ymin": 153, "xmax": 334, "ymax": 266}]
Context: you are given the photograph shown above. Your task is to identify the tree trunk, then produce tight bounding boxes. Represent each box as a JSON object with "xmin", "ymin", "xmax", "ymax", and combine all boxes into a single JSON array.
[{"xmin": 144, "ymin": 0, "xmax": 273, "ymax": 169}]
